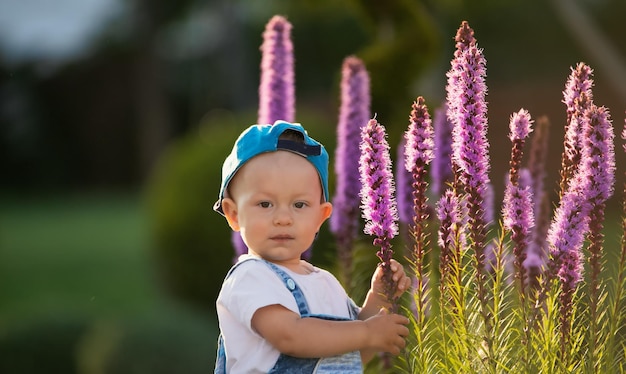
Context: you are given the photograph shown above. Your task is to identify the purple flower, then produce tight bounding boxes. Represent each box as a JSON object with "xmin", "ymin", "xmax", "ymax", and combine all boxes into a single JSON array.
[
  {"xmin": 516, "ymin": 168, "xmax": 545, "ymax": 279},
  {"xmin": 546, "ymin": 177, "xmax": 588, "ymax": 356},
  {"xmin": 524, "ymin": 251, "xmax": 544, "ymax": 269},
  {"xmin": 396, "ymin": 137, "xmax": 414, "ymax": 225},
  {"xmin": 583, "ymin": 105, "xmax": 615, "ymax": 206},
  {"xmin": 557, "ymin": 248, "xmax": 582, "ymax": 296},
  {"xmin": 623, "ymin": 112, "xmax": 626, "ymax": 153},
  {"xmin": 527, "ymin": 116, "xmax": 551, "ymax": 270},
  {"xmin": 560, "ymin": 63, "xmax": 594, "ymax": 195},
  {"xmin": 545, "ymin": 104, "xmax": 613, "ymax": 291},
  {"xmin": 517, "ymin": 168, "xmax": 533, "ymax": 197},
  {"xmin": 445, "ymin": 21, "xmax": 493, "ymax": 339},
  {"xmin": 482, "ymin": 182, "xmax": 495, "ymax": 228},
  {"xmin": 436, "ymin": 188, "xmax": 465, "ymax": 294},
  {"xmin": 563, "ymin": 62, "xmax": 594, "ymax": 124},
  {"xmin": 503, "ymin": 108, "xmax": 534, "ymax": 292},
  {"xmin": 331, "ymin": 56, "xmax": 371, "ymax": 284},
  {"xmin": 502, "ymin": 181, "xmax": 534, "ymax": 239},
  {"xmin": 331, "ymin": 56, "xmax": 370, "ymax": 238},
  {"xmin": 431, "ymin": 104, "xmax": 454, "ymax": 197},
  {"xmin": 405, "ymin": 97, "xmax": 435, "ymax": 174},
  {"xmin": 445, "ymin": 21, "xmax": 490, "ymax": 273},
  {"xmin": 401, "ymin": 96, "xmax": 434, "ymax": 227},
  {"xmin": 446, "ymin": 21, "xmax": 476, "ymax": 130},
  {"xmin": 503, "ymin": 177, "xmax": 535, "ymax": 289},
  {"xmin": 547, "ymin": 188, "xmax": 590, "ymax": 288},
  {"xmin": 231, "ymin": 231, "xmax": 248, "ymax": 259},
  {"xmin": 582, "ymin": 105, "xmax": 615, "ymax": 360},
  {"xmin": 436, "ymin": 189, "xmax": 460, "ymax": 251},
  {"xmin": 359, "ymin": 118, "xmax": 399, "ymax": 308},
  {"xmin": 508, "ymin": 109, "xmax": 533, "ymax": 143},
  {"xmin": 258, "ymin": 15, "xmax": 295, "ymax": 125},
  {"xmin": 446, "ymin": 22, "xmax": 490, "ymax": 201},
  {"xmin": 504, "ymin": 168, "xmax": 535, "ymax": 257},
  {"xmin": 448, "ymin": 42, "xmax": 490, "ymax": 192},
  {"xmin": 404, "ymin": 97, "xmax": 434, "ymax": 321},
  {"xmin": 550, "ymin": 105, "xmax": 615, "ymax": 276},
  {"xmin": 359, "ymin": 118, "xmax": 399, "ymax": 241}
]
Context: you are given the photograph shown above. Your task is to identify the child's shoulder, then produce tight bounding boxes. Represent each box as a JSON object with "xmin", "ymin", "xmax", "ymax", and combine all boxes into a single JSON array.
[
  {"xmin": 229, "ymin": 254, "xmax": 268, "ymax": 274},
  {"xmin": 222, "ymin": 256, "xmax": 282, "ymax": 291},
  {"xmin": 234, "ymin": 253, "xmax": 263, "ymax": 265}
]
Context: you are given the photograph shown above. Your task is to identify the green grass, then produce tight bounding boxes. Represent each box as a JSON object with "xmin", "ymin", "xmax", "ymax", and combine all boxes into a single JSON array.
[
  {"xmin": 0, "ymin": 193, "xmax": 220, "ymax": 372},
  {"xmin": 0, "ymin": 193, "xmax": 164, "ymax": 323},
  {"xmin": 0, "ymin": 192, "xmax": 222, "ymax": 328}
]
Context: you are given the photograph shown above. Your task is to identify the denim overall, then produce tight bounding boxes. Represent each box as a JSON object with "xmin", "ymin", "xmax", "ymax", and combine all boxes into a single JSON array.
[{"xmin": 214, "ymin": 258, "xmax": 363, "ymax": 373}]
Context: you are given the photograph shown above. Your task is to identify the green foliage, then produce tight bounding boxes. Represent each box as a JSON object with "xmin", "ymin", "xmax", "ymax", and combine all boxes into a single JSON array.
[
  {"xmin": 390, "ymin": 219, "xmax": 626, "ymax": 373},
  {"xmin": 358, "ymin": 209, "xmax": 625, "ymax": 374},
  {"xmin": 0, "ymin": 310, "xmax": 217, "ymax": 374},
  {"xmin": 77, "ymin": 310, "xmax": 218, "ymax": 374},
  {"xmin": 0, "ymin": 195, "xmax": 157, "ymax": 320},
  {"xmin": 0, "ymin": 316, "xmax": 89, "ymax": 374},
  {"xmin": 349, "ymin": 0, "xmax": 440, "ymax": 128},
  {"xmin": 145, "ymin": 112, "xmax": 247, "ymax": 311},
  {"xmin": 0, "ymin": 195, "xmax": 221, "ymax": 372}
]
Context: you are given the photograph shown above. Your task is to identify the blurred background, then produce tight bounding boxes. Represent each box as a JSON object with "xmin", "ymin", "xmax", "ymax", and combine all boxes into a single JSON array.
[{"xmin": 1, "ymin": 0, "xmax": 625, "ymax": 372}]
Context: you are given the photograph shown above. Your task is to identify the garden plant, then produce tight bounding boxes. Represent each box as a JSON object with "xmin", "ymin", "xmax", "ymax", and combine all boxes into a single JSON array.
[{"xmin": 240, "ymin": 15, "xmax": 626, "ymax": 373}]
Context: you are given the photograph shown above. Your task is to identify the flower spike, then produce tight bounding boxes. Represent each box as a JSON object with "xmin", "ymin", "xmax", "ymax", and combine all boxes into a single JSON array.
[
  {"xmin": 331, "ymin": 56, "xmax": 371, "ymax": 284},
  {"xmin": 359, "ymin": 117, "xmax": 399, "ymax": 310},
  {"xmin": 258, "ymin": 15, "xmax": 295, "ymax": 125}
]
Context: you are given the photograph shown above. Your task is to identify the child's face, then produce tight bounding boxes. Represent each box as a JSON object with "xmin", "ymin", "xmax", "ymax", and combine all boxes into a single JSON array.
[{"xmin": 221, "ymin": 151, "xmax": 332, "ymax": 264}]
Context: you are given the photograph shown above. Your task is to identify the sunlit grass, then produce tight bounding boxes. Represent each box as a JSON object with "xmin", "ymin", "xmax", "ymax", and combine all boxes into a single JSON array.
[{"xmin": 0, "ymin": 193, "xmax": 164, "ymax": 323}]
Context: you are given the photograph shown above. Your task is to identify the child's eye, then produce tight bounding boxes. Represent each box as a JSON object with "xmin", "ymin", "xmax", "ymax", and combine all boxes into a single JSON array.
[
  {"xmin": 259, "ymin": 201, "xmax": 272, "ymax": 208},
  {"xmin": 294, "ymin": 202, "xmax": 307, "ymax": 209}
]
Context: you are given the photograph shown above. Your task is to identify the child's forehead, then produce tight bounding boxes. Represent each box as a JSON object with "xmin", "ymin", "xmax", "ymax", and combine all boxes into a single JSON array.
[
  {"xmin": 231, "ymin": 150, "xmax": 320, "ymax": 183},
  {"xmin": 247, "ymin": 150, "xmax": 317, "ymax": 174}
]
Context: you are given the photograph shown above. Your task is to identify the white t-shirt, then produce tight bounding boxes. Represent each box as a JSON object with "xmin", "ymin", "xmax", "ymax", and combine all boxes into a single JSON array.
[{"xmin": 216, "ymin": 254, "xmax": 356, "ymax": 374}]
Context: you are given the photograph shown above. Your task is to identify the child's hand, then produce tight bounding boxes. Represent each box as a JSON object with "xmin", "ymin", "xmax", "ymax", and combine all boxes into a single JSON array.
[
  {"xmin": 371, "ymin": 259, "xmax": 411, "ymax": 299},
  {"xmin": 359, "ymin": 259, "xmax": 411, "ymax": 322},
  {"xmin": 363, "ymin": 308, "xmax": 410, "ymax": 355}
]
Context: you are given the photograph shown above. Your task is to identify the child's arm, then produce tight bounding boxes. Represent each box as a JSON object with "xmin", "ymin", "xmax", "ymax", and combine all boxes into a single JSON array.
[{"xmin": 252, "ymin": 303, "xmax": 409, "ymax": 358}]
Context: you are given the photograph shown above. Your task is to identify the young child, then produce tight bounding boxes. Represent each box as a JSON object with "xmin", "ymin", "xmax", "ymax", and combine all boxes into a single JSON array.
[{"xmin": 213, "ymin": 120, "xmax": 411, "ymax": 373}]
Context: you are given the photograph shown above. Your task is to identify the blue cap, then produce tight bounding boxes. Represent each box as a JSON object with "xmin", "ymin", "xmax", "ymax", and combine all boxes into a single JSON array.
[{"xmin": 214, "ymin": 120, "xmax": 329, "ymax": 215}]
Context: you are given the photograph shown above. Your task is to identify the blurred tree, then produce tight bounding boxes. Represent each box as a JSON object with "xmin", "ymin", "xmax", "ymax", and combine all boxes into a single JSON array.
[
  {"xmin": 145, "ymin": 114, "xmax": 239, "ymax": 313},
  {"xmin": 348, "ymin": 0, "xmax": 439, "ymax": 128}
]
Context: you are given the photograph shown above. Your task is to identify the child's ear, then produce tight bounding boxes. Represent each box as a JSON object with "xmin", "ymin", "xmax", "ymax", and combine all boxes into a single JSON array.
[
  {"xmin": 221, "ymin": 198, "xmax": 241, "ymax": 231},
  {"xmin": 319, "ymin": 202, "xmax": 332, "ymax": 225}
]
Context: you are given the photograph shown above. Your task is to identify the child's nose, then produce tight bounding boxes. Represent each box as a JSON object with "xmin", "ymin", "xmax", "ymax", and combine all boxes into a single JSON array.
[{"xmin": 273, "ymin": 206, "xmax": 293, "ymax": 225}]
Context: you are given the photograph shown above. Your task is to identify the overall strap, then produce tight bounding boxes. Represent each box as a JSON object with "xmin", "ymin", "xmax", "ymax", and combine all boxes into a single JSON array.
[
  {"xmin": 225, "ymin": 257, "xmax": 311, "ymax": 317},
  {"xmin": 261, "ymin": 260, "xmax": 311, "ymax": 317}
]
